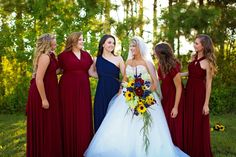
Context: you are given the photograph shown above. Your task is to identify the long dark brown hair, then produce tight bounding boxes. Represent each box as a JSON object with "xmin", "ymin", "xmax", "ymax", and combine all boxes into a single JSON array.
[
  {"xmin": 193, "ymin": 34, "xmax": 217, "ymax": 76},
  {"xmin": 64, "ymin": 32, "xmax": 82, "ymax": 52},
  {"xmin": 154, "ymin": 42, "xmax": 180, "ymax": 76},
  {"xmin": 97, "ymin": 34, "xmax": 116, "ymax": 57}
]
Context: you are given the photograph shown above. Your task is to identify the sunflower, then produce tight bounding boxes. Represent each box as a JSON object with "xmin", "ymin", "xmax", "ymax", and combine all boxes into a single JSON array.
[
  {"xmin": 138, "ymin": 99, "xmax": 145, "ymax": 104},
  {"xmin": 124, "ymin": 91, "xmax": 134, "ymax": 101},
  {"xmin": 214, "ymin": 124, "xmax": 221, "ymax": 131},
  {"xmin": 145, "ymin": 95, "xmax": 156, "ymax": 105},
  {"xmin": 136, "ymin": 103, "xmax": 147, "ymax": 114},
  {"xmin": 142, "ymin": 85, "xmax": 147, "ymax": 90},
  {"xmin": 213, "ymin": 123, "xmax": 225, "ymax": 132},
  {"xmin": 219, "ymin": 125, "xmax": 225, "ymax": 131},
  {"xmin": 127, "ymin": 80, "xmax": 135, "ymax": 88}
]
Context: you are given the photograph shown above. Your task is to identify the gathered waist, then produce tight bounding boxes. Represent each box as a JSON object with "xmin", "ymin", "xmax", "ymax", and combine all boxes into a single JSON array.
[
  {"xmin": 63, "ymin": 70, "xmax": 88, "ymax": 74},
  {"xmin": 188, "ymin": 76, "xmax": 205, "ymax": 81}
]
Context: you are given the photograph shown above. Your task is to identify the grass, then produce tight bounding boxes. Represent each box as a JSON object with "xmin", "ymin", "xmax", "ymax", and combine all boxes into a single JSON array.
[
  {"xmin": 210, "ymin": 113, "xmax": 236, "ymax": 157},
  {"xmin": 0, "ymin": 114, "xmax": 26, "ymax": 157},
  {"xmin": 0, "ymin": 113, "xmax": 235, "ymax": 157}
]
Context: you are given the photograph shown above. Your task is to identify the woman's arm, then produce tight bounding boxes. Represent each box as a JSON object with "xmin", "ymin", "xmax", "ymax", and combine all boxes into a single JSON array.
[
  {"xmin": 146, "ymin": 61, "xmax": 158, "ymax": 92},
  {"xmin": 119, "ymin": 56, "xmax": 125, "ymax": 79},
  {"xmin": 36, "ymin": 54, "xmax": 50, "ymax": 109},
  {"xmin": 117, "ymin": 63, "xmax": 127, "ymax": 95},
  {"xmin": 88, "ymin": 57, "xmax": 98, "ymax": 78},
  {"xmin": 180, "ymin": 72, "xmax": 188, "ymax": 77},
  {"xmin": 171, "ymin": 73, "xmax": 182, "ymax": 118},
  {"xmin": 202, "ymin": 61, "xmax": 213, "ymax": 115}
]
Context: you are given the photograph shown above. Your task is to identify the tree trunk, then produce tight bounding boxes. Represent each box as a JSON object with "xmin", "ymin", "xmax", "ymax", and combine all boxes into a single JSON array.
[
  {"xmin": 177, "ymin": 29, "xmax": 180, "ymax": 57},
  {"xmin": 104, "ymin": 1, "xmax": 111, "ymax": 34},
  {"xmin": 153, "ymin": 0, "xmax": 158, "ymax": 48},
  {"xmin": 138, "ymin": 0, "xmax": 144, "ymax": 37},
  {"xmin": 16, "ymin": 5, "xmax": 24, "ymax": 56},
  {"xmin": 130, "ymin": 0, "xmax": 135, "ymax": 36},
  {"xmin": 199, "ymin": 0, "xmax": 204, "ymax": 6},
  {"xmin": 168, "ymin": 0, "xmax": 175, "ymax": 49}
]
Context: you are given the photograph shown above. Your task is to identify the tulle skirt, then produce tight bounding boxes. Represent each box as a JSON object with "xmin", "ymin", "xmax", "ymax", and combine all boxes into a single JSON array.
[{"xmin": 85, "ymin": 92, "xmax": 189, "ymax": 157}]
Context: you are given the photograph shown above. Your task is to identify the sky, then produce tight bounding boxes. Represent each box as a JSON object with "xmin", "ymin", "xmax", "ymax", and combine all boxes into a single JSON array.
[{"xmin": 110, "ymin": 0, "xmax": 194, "ymax": 54}]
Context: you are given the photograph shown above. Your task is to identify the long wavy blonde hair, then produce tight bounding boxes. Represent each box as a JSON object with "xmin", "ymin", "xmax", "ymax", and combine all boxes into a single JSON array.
[
  {"xmin": 64, "ymin": 32, "xmax": 82, "ymax": 52},
  {"xmin": 193, "ymin": 34, "xmax": 217, "ymax": 76},
  {"xmin": 33, "ymin": 33, "xmax": 55, "ymax": 72}
]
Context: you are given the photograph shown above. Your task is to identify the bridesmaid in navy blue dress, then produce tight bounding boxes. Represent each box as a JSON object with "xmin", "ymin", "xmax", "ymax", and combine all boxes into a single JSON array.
[{"xmin": 93, "ymin": 35, "xmax": 125, "ymax": 132}]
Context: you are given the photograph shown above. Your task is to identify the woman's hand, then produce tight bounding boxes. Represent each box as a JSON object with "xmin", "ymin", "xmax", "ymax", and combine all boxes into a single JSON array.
[
  {"xmin": 150, "ymin": 84, "xmax": 157, "ymax": 92},
  {"xmin": 171, "ymin": 107, "xmax": 178, "ymax": 118},
  {"xmin": 202, "ymin": 104, "xmax": 209, "ymax": 115},
  {"xmin": 42, "ymin": 99, "xmax": 49, "ymax": 109},
  {"xmin": 117, "ymin": 88, "xmax": 123, "ymax": 96}
]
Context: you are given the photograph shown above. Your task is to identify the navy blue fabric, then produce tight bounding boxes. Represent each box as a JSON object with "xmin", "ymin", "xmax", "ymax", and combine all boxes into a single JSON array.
[{"xmin": 94, "ymin": 56, "xmax": 120, "ymax": 132}]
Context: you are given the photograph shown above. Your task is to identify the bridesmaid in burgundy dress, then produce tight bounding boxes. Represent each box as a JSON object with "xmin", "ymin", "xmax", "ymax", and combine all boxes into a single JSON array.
[
  {"xmin": 183, "ymin": 34, "xmax": 217, "ymax": 157},
  {"xmin": 154, "ymin": 42, "xmax": 184, "ymax": 150},
  {"xmin": 58, "ymin": 32, "xmax": 95, "ymax": 157},
  {"xmin": 26, "ymin": 34, "xmax": 62, "ymax": 157}
]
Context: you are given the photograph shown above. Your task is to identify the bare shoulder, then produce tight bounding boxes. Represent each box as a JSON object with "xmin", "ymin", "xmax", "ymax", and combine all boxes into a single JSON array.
[
  {"xmin": 126, "ymin": 59, "xmax": 132, "ymax": 66},
  {"xmin": 145, "ymin": 60, "xmax": 154, "ymax": 66},
  {"xmin": 200, "ymin": 59, "xmax": 210, "ymax": 70},
  {"xmin": 117, "ymin": 55, "xmax": 124, "ymax": 63},
  {"xmin": 37, "ymin": 54, "xmax": 50, "ymax": 69},
  {"xmin": 143, "ymin": 60, "xmax": 154, "ymax": 69},
  {"xmin": 39, "ymin": 54, "xmax": 50, "ymax": 61}
]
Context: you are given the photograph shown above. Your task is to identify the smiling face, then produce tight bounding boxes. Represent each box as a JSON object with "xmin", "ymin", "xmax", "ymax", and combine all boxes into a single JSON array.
[
  {"xmin": 103, "ymin": 37, "xmax": 115, "ymax": 53},
  {"xmin": 194, "ymin": 38, "xmax": 204, "ymax": 53},
  {"xmin": 51, "ymin": 38, "xmax": 57, "ymax": 51},
  {"xmin": 74, "ymin": 35, "xmax": 84, "ymax": 50},
  {"xmin": 130, "ymin": 41, "xmax": 141, "ymax": 58}
]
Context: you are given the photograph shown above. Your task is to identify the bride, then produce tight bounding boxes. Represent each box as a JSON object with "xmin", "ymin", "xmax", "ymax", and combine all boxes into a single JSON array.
[{"xmin": 84, "ymin": 37, "xmax": 189, "ymax": 157}]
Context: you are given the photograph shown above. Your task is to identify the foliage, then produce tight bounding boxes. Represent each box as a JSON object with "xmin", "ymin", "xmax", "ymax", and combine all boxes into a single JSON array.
[
  {"xmin": 0, "ymin": 0, "xmax": 235, "ymax": 114},
  {"xmin": 210, "ymin": 81, "xmax": 236, "ymax": 115},
  {"xmin": 0, "ymin": 57, "xmax": 31, "ymax": 113}
]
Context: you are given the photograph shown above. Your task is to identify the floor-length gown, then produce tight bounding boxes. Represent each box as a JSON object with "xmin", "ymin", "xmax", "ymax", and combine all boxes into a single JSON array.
[
  {"xmin": 84, "ymin": 65, "xmax": 189, "ymax": 157},
  {"xmin": 26, "ymin": 53, "xmax": 62, "ymax": 157},
  {"xmin": 158, "ymin": 63, "xmax": 184, "ymax": 150},
  {"xmin": 58, "ymin": 50, "xmax": 93, "ymax": 157},
  {"xmin": 184, "ymin": 57, "xmax": 213, "ymax": 157},
  {"xmin": 94, "ymin": 56, "xmax": 120, "ymax": 131}
]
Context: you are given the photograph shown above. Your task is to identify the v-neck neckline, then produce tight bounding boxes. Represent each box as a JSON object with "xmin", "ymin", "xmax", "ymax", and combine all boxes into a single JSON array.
[{"xmin": 72, "ymin": 51, "xmax": 82, "ymax": 61}]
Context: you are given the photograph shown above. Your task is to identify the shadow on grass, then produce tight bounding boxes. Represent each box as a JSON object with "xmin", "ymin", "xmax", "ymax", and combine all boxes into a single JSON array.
[
  {"xmin": 0, "ymin": 113, "xmax": 236, "ymax": 157},
  {"xmin": 0, "ymin": 114, "xmax": 26, "ymax": 157}
]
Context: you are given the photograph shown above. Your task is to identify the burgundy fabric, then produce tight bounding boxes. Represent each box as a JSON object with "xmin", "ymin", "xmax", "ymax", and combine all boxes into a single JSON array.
[
  {"xmin": 26, "ymin": 53, "xmax": 62, "ymax": 157},
  {"xmin": 158, "ymin": 63, "xmax": 184, "ymax": 150},
  {"xmin": 58, "ymin": 50, "xmax": 93, "ymax": 157},
  {"xmin": 183, "ymin": 57, "xmax": 213, "ymax": 157}
]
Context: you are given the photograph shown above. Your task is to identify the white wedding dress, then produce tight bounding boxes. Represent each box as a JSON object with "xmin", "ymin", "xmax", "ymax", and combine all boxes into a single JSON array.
[{"xmin": 84, "ymin": 65, "xmax": 189, "ymax": 157}]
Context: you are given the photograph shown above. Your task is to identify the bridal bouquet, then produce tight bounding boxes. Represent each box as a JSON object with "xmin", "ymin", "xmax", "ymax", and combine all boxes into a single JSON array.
[{"xmin": 122, "ymin": 73, "xmax": 156, "ymax": 153}]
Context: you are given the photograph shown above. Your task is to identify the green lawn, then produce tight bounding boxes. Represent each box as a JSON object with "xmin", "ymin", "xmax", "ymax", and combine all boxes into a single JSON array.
[
  {"xmin": 211, "ymin": 113, "xmax": 236, "ymax": 157},
  {"xmin": 0, "ymin": 113, "xmax": 235, "ymax": 157},
  {"xmin": 0, "ymin": 114, "xmax": 26, "ymax": 157}
]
